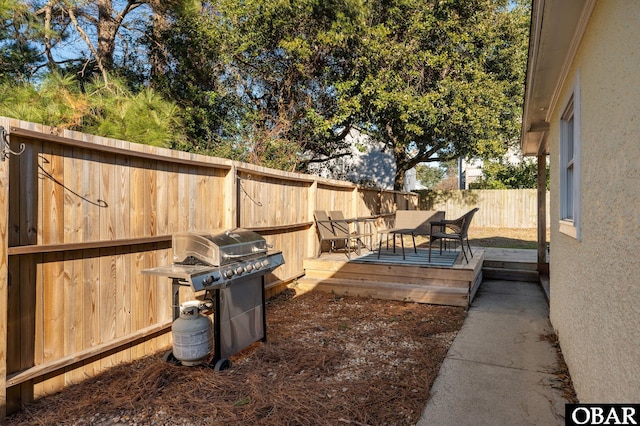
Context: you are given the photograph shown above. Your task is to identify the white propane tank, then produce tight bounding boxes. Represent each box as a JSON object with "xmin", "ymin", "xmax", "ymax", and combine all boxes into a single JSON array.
[{"xmin": 171, "ymin": 301, "xmax": 213, "ymax": 366}]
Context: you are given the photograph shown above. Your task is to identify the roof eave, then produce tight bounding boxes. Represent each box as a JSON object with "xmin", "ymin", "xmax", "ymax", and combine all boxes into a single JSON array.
[{"xmin": 520, "ymin": 0, "xmax": 595, "ymax": 157}]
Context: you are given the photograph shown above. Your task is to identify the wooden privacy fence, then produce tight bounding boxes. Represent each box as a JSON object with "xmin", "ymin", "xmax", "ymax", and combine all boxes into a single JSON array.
[
  {"xmin": 418, "ymin": 188, "xmax": 550, "ymax": 228},
  {"xmin": 0, "ymin": 118, "xmax": 417, "ymax": 417}
]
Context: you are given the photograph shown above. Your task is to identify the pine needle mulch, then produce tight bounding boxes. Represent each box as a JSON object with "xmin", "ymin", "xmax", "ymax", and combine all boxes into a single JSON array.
[{"xmin": 5, "ymin": 289, "xmax": 466, "ymax": 426}]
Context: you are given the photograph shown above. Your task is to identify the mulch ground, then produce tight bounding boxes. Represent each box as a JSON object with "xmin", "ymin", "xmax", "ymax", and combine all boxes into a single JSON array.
[{"xmin": 5, "ymin": 289, "xmax": 466, "ymax": 426}]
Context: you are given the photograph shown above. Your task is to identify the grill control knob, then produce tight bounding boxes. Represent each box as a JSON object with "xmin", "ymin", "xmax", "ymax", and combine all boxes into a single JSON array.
[
  {"xmin": 223, "ymin": 269, "xmax": 234, "ymax": 279},
  {"xmin": 204, "ymin": 275, "xmax": 219, "ymax": 285},
  {"xmin": 245, "ymin": 264, "xmax": 254, "ymax": 272},
  {"xmin": 254, "ymin": 262, "xmax": 262, "ymax": 270},
  {"xmin": 261, "ymin": 260, "xmax": 270, "ymax": 268},
  {"xmin": 235, "ymin": 266, "xmax": 244, "ymax": 275}
]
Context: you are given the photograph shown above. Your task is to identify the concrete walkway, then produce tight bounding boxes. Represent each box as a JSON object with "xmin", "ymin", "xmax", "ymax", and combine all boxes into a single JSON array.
[{"xmin": 417, "ymin": 279, "xmax": 568, "ymax": 426}]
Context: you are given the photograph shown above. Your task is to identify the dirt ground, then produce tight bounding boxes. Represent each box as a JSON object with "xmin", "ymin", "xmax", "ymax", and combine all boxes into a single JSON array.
[
  {"xmin": 468, "ymin": 227, "xmax": 547, "ymax": 249},
  {"xmin": 5, "ymin": 290, "xmax": 466, "ymax": 425}
]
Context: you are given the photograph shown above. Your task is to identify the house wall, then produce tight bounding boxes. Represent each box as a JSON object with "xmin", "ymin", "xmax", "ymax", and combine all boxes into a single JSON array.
[
  {"xmin": 548, "ymin": 0, "xmax": 640, "ymax": 402},
  {"xmin": 307, "ymin": 129, "xmax": 422, "ymax": 191},
  {"xmin": 307, "ymin": 130, "xmax": 397, "ymax": 190}
]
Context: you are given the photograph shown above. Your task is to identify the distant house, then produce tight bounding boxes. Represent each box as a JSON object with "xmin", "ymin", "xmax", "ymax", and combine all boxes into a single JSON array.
[
  {"xmin": 521, "ymin": 0, "xmax": 640, "ymax": 402},
  {"xmin": 459, "ymin": 158, "xmax": 483, "ymax": 189},
  {"xmin": 308, "ymin": 129, "xmax": 420, "ymax": 192},
  {"xmin": 404, "ymin": 168, "xmax": 428, "ymax": 191}
]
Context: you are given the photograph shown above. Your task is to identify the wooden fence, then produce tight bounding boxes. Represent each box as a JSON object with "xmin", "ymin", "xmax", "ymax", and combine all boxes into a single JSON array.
[
  {"xmin": 0, "ymin": 118, "xmax": 418, "ymax": 417},
  {"xmin": 418, "ymin": 188, "xmax": 550, "ymax": 228}
]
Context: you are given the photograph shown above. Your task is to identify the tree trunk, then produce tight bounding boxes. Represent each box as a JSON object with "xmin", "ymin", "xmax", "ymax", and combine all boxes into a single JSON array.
[
  {"xmin": 96, "ymin": 0, "xmax": 117, "ymax": 71},
  {"xmin": 393, "ymin": 149, "xmax": 409, "ymax": 191},
  {"xmin": 393, "ymin": 168, "xmax": 406, "ymax": 192},
  {"xmin": 41, "ymin": 2, "xmax": 59, "ymax": 72},
  {"xmin": 148, "ymin": 0, "xmax": 169, "ymax": 85}
]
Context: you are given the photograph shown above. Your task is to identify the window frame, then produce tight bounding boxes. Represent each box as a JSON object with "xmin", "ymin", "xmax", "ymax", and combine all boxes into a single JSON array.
[{"xmin": 559, "ymin": 76, "xmax": 581, "ymax": 240}]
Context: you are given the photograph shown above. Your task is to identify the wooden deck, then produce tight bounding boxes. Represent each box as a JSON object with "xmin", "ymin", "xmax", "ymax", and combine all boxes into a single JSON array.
[{"xmin": 296, "ymin": 247, "xmax": 484, "ymax": 307}]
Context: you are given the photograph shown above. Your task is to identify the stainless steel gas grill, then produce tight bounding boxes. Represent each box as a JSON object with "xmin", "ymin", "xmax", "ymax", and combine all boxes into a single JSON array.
[{"xmin": 142, "ymin": 229, "xmax": 284, "ymax": 370}]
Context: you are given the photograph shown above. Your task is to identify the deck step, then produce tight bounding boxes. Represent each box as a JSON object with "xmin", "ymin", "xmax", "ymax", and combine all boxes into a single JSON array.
[
  {"xmin": 483, "ymin": 259, "xmax": 538, "ymax": 271},
  {"xmin": 294, "ymin": 277, "xmax": 469, "ymax": 307},
  {"xmin": 482, "ymin": 266, "xmax": 539, "ymax": 282}
]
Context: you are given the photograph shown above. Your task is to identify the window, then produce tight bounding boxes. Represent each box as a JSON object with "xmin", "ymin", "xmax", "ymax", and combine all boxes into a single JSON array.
[{"xmin": 559, "ymin": 80, "xmax": 581, "ymax": 239}]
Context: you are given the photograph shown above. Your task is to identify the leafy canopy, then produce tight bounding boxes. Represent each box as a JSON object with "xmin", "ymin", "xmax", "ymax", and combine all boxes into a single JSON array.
[
  {"xmin": 342, "ymin": 0, "xmax": 530, "ymax": 189},
  {"xmin": 0, "ymin": 0, "xmax": 529, "ymax": 188},
  {"xmin": 475, "ymin": 157, "xmax": 549, "ymax": 190},
  {"xmin": 415, "ymin": 163, "xmax": 446, "ymax": 189}
]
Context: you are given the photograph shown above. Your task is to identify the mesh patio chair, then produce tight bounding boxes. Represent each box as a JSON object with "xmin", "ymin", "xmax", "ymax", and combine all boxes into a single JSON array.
[
  {"xmin": 377, "ymin": 210, "xmax": 445, "ymax": 260},
  {"xmin": 428, "ymin": 208, "xmax": 479, "ymax": 264},
  {"xmin": 329, "ymin": 210, "xmax": 374, "ymax": 250},
  {"xmin": 313, "ymin": 210, "xmax": 361, "ymax": 258}
]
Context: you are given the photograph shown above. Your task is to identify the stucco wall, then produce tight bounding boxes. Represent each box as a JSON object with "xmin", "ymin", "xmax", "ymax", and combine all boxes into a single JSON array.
[{"xmin": 548, "ymin": 0, "xmax": 640, "ymax": 402}]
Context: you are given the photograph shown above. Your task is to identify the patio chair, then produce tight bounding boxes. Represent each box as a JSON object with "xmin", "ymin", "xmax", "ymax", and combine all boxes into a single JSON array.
[
  {"xmin": 313, "ymin": 210, "xmax": 362, "ymax": 258},
  {"xmin": 377, "ymin": 210, "xmax": 445, "ymax": 260},
  {"xmin": 428, "ymin": 208, "xmax": 479, "ymax": 264},
  {"xmin": 329, "ymin": 210, "xmax": 375, "ymax": 250}
]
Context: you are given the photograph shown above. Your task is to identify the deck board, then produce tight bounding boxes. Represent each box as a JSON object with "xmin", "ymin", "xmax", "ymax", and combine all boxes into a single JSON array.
[{"xmin": 355, "ymin": 248, "xmax": 460, "ymax": 267}]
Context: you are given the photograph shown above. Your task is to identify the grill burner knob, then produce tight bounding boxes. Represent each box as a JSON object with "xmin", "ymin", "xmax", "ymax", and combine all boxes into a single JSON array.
[
  {"xmin": 254, "ymin": 262, "xmax": 262, "ymax": 270},
  {"xmin": 204, "ymin": 275, "xmax": 219, "ymax": 285},
  {"xmin": 223, "ymin": 269, "xmax": 234, "ymax": 278},
  {"xmin": 235, "ymin": 266, "xmax": 244, "ymax": 275},
  {"xmin": 261, "ymin": 260, "xmax": 270, "ymax": 268},
  {"xmin": 245, "ymin": 264, "xmax": 254, "ymax": 272}
]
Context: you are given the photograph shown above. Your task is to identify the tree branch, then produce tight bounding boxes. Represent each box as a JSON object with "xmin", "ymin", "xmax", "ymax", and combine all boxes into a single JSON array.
[
  {"xmin": 298, "ymin": 151, "xmax": 353, "ymax": 166},
  {"xmin": 115, "ymin": 1, "xmax": 146, "ymax": 26},
  {"xmin": 41, "ymin": 2, "xmax": 59, "ymax": 72},
  {"xmin": 66, "ymin": 6, "xmax": 109, "ymax": 85}
]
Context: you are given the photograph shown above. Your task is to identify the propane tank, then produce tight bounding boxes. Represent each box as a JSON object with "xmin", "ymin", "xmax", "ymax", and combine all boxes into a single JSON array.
[{"xmin": 171, "ymin": 300, "xmax": 213, "ymax": 366}]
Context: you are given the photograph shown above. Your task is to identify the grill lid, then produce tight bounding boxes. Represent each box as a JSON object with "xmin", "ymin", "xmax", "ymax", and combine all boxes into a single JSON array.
[{"xmin": 173, "ymin": 229, "xmax": 268, "ymax": 266}]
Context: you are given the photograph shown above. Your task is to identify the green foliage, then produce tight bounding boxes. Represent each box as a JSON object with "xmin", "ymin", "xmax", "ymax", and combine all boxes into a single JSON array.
[
  {"xmin": 158, "ymin": 0, "xmax": 529, "ymax": 181},
  {"xmin": 1, "ymin": 0, "xmax": 530, "ymax": 180},
  {"xmin": 154, "ymin": 8, "xmax": 251, "ymax": 158},
  {"xmin": 0, "ymin": 0, "xmax": 44, "ymax": 82},
  {"xmin": 158, "ymin": 0, "xmax": 367, "ymax": 168},
  {"xmin": 83, "ymin": 79, "xmax": 184, "ymax": 148},
  {"xmin": 0, "ymin": 73, "xmax": 185, "ymax": 148},
  {"xmin": 0, "ymin": 73, "xmax": 88, "ymax": 127},
  {"xmin": 474, "ymin": 157, "xmax": 549, "ymax": 189},
  {"xmin": 415, "ymin": 164, "xmax": 446, "ymax": 188},
  {"xmin": 343, "ymin": 0, "xmax": 531, "ymax": 189}
]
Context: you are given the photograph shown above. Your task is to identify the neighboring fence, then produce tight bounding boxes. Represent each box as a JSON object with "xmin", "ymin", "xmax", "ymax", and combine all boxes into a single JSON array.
[
  {"xmin": 418, "ymin": 188, "xmax": 550, "ymax": 228},
  {"xmin": 0, "ymin": 118, "xmax": 418, "ymax": 417}
]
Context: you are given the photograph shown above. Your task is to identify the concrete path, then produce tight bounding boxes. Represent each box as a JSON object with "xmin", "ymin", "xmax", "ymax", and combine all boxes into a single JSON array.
[{"xmin": 417, "ymin": 279, "xmax": 568, "ymax": 426}]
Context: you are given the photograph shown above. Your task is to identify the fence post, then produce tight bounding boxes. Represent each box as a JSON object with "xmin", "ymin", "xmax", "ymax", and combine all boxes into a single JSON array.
[
  {"xmin": 351, "ymin": 186, "xmax": 358, "ymax": 217},
  {"xmin": 307, "ymin": 180, "xmax": 318, "ymax": 257},
  {"xmin": 225, "ymin": 165, "xmax": 238, "ymax": 229},
  {"xmin": 0, "ymin": 129, "xmax": 9, "ymax": 420},
  {"xmin": 537, "ymin": 155, "xmax": 549, "ymax": 273}
]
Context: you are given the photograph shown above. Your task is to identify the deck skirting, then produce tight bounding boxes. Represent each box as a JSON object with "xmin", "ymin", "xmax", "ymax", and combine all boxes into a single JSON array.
[{"xmin": 296, "ymin": 249, "xmax": 484, "ymax": 307}]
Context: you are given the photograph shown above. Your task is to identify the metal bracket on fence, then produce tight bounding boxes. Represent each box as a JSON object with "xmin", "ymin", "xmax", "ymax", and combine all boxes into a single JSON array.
[
  {"xmin": 236, "ymin": 173, "xmax": 263, "ymax": 207},
  {"xmin": 0, "ymin": 126, "xmax": 25, "ymax": 161}
]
